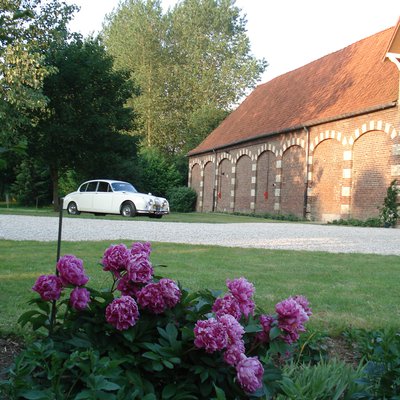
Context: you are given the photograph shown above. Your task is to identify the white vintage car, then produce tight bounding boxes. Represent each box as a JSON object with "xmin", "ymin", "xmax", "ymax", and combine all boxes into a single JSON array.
[{"xmin": 63, "ymin": 179, "xmax": 169, "ymax": 218}]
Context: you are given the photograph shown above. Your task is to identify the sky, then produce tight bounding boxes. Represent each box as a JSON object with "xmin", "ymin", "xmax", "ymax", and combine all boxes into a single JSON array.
[{"xmin": 65, "ymin": 0, "xmax": 399, "ymax": 83}]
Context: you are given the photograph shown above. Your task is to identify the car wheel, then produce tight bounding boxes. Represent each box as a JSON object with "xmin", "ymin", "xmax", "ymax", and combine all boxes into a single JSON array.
[
  {"xmin": 120, "ymin": 202, "xmax": 136, "ymax": 217},
  {"xmin": 67, "ymin": 201, "xmax": 80, "ymax": 215},
  {"xmin": 149, "ymin": 214, "xmax": 163, "ymax": 219}
]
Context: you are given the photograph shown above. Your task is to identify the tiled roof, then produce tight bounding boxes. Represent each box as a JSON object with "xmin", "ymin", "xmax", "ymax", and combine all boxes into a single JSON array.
[{"xmin": 188, "ymin": 26, "xmax": 399, "ymax": 156}]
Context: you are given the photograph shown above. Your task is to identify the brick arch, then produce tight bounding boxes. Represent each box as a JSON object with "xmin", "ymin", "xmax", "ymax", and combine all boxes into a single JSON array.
[
  {"xmin": 280, "ymin": 137, "xmax": 306, "ymax": 156},
  {"xmin": 347, "ymin": 120, "xmax": 398, "ymax": 146},
  {"xmin": 351, "ymin": 130, "xmax": 393, "ymax": 219},
  {"xmin": 256, "ymin": 144, "xmax": 278, "ymax": 160},
  {"xmin": 202, "ymin": 161, "xmax": 214, "ymax": 212},
  {"xmin": 217, "ymin": 152, "xmax": 232, "ymax": 167},
  {"xmin": 310, "ymin": 131, "xmax": 343, "ymax": 153},
  {"xmin": 234, "ymin": 154, "xmax": 252, "ymax": 212},
  {"xmin": 190, "ymin": 163, "xmax": 202, "ymax": 211},
  {"xmin": 255, "ymin": 150, "xmax": 276, "ymax": 213},
  {"xmin": 310, "ymin": 139, "xmax": 342, "ymax": 221},
  {"xmin": 233, "ymin": 148, "xmax": 255, "ymax": 163},
  {"xmin": 281, "ymin": 145, "xmax": 306, "ymax": 217}
]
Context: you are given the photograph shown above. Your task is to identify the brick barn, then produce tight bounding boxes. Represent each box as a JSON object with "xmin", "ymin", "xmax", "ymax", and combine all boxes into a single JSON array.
[{"xmin": 187, "ymin": 20, "xmax": 400, "ymax": 222}]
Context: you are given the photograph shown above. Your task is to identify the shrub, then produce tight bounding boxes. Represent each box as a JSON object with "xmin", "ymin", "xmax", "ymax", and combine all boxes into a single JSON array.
[
  {"xmin": 0, "ymin": 242, "xmax": 313, "ymax": 399},
  {"xmin": 135, "ymin": 148, "xmax": 182, "ymax": 198},
  {"xmin": 167, "ymin": 186, "xmax": 197, "ymax": 213},
  {"xmin": 379, "ymin": 179, "xmax": 399, "ymax": 228},
  {"xmin": 276, "ymin": 359, "xmax": 364, "ymax": 399},
  {"xmin": 343, "ymin": 328, "xmax": 400, "ymax": 398}
]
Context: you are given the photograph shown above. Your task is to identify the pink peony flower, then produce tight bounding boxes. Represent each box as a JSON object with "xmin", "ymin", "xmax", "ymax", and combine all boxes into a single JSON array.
[
  {"xmin": 137, "ymin": 279, "xmax": 181, "ymax": 314},
  {"xmin": 32, "ymin": 274, "xmax": 63, "ymax": 301},
  {"xmin": 218, "ymin": 314, "xmax": 245, "ymax": 344},
  {"xmin": 126, "ymin": 254, "xmax": 154, "ymax": 283},
  {"xmin": 212, "ymin": 294, "xmax": 242, "ymax": 320},
  {"xmin": 158, "ymin": 278, "xmax": 181, "ymax": 308},
  {"xmin": 291, "ymin": 295, "xmax": 312, "ymax": 317},
  {"xmin": 236, "ymin": 355, "xmax": 264, "ymax": 393},
  {"xmin": 256, "ymin": 314, "xmax": 275, "ymax": 343},
  {"xmin": 131, "ymin": 241, "xmax": 151, "ymax": 257},
  {"xmin": 226, "ymin": 277, "xmax": 255, "ymax": 317},
  {"xmin": 275, "ymin": 298, "xmax": 308, "ymax": 344},
  {"xmin": 102, "ymin": 244, "xmax": 131, "ymax": 276},
  {"xmin": 57, "ymin": 255, "xmax": 89, "ymax": 287},
  {"xmin": 224, "ymin": 340, "xmax": 245, "ymax": 366},
  {"xmin": 116, "ymin": 275, "xmax": 142, "ymax": 297},
  {"xmin": 106, "ymin": 296, "xmax": 140, "ymax": 330},
  {"xmin": 194, "ymin": 318, "xmax": 228, "ymax": 353},
  {"xmin": 70, "ymin": 287, "xmax": 91, "ymax": 310},
  {"xmin": 137, "ymin": 283, "xmax": 166, "ymax": 314}
]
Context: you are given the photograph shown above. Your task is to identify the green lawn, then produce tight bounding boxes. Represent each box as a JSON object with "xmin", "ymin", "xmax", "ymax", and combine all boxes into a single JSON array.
[
  {"xmin": 0, "ymin": 204, "xmax": 309, "ymax": 223},
  {"xmin": 1, "ymin": 240, "xmax": 399, "ymax": 337}
]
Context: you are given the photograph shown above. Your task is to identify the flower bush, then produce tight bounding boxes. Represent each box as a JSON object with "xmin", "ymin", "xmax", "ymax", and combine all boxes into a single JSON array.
[{"xmin": 2, "ymin": 242, "xmax": 312, "ymax": 399}]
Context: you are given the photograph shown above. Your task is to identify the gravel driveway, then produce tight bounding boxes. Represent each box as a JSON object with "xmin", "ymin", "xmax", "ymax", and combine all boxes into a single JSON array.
[{"xmin": 1, "ymin": 214, "xmax": 400, "ymax": 255}]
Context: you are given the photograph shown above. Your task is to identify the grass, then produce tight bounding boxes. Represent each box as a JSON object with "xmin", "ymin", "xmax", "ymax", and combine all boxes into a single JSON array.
[
  {"xmin": 0, "ymin": 203, "xmax": 313, "ymax": 223},
  {"xmin": 1, "ymin": 240, "xmax": 399, "ymax": 337}
]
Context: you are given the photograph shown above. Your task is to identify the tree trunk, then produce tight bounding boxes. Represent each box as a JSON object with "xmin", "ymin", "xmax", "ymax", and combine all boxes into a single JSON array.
[{"xmin": 50, "ymin": 167, "xmax": 59, "ymax": 211}]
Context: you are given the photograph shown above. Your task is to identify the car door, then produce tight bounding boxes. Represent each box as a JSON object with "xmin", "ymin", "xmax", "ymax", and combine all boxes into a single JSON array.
[
  {"xmin": 78, "ymin": 181, "xmax": 98, "ymax": 211},
  {"xmin": 92, "ymin": 181, "xmax": 114, "ymax": 213}
]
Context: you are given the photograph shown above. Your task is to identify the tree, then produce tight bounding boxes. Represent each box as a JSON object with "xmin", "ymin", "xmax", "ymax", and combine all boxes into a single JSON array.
[
  {"xmin": 27, "ymin": 37, "xmax": 136, "ymax": 209},
  {"xmin": 103, "ymin": 0, "xmax": 266, "ymax": 155},
  {"xmin": 0, "ymin": 0, "xmax": 78, "ymax": 147}
]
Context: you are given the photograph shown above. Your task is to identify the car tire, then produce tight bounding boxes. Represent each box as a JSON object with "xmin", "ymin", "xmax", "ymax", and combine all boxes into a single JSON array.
[
  {"xmin": 67, "ymin": 201, "xmax": 80, "ymax": 215},
  {"xmin": 149, "ymin": 214, "xmax": 163, "ymax": 219},
  {"xmin": 120, "ymin": 201, "xmax": 136, "ymax": 217}
]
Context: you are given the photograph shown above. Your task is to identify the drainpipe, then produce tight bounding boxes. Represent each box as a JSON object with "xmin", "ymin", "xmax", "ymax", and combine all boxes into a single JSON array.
[
  {"xmin": 303, "ymin": 126, "xmax": 310, "ymax": 219},
  {"xmin": 212, "ymin": 149, "xmax": 217, "ymax": 212}
]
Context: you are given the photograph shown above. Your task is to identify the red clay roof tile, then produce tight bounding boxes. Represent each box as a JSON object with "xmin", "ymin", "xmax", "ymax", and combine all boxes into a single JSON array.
[{"xmin": 189, "ymin": 26, "xmax": 399, "ymax": 156}]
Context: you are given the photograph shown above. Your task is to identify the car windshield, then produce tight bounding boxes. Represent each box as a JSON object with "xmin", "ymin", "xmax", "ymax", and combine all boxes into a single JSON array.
[{"xmin": 111, "ymin": 182, "xmax": 137, "ymax": 193}]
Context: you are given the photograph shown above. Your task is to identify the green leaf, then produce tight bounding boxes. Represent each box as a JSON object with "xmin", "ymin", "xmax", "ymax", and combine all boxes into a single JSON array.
[
  {"xmin": 269, "ymin": 326, "xmax": 281, "ymax": 340},
  {"xmin": 66, "ymin": 337, "xmax": 92, "ymax": 348},
  {"xmin": 162, "ymin": 360, "xmax": 174, "ymax": 369},
  {"xmin": 244, "ymin": 323, "xmax": 262, "ymax": 333},
  {"xmin": 161, "ymin": 383, "xmax": 176, "ymax": 399},
  {"xmin": 142, "ymin": 351, "xmax": 160, "ymax": 361},
  {"xmin": 213, "ymin": 384, "xmax": 226, "ymax": 400},
  {"xmin": 18, "ymin": 390, "xmax": 50, "ymax": 400}
]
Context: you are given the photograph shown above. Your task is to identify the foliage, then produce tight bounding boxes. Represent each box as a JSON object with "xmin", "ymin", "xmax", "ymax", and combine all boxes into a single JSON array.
[
  {"xmin": 0, "ymin": 0, "xmax": 78, "ymax": 148},
  {"xmin": 328, "ymin": 218, "xmax": 383, "ymax": 228},
  {"xmin": 0, "ymin": 242, "xmax": 316, "ymax": 399},
  {"xmin": 103, "ymin": 0, "xmax": 266, "ymax": 155},
  {"xmin": 379, "ymin": 180, "xmax": 399, "ymax": 228},
  {"xmin": 26, "ymin": 37, "xmax": 136, "ymax": 209},
  {"xmin": 231, "ymin": 211, "xmax": 306, "ymax": 222},
  {"xmin": 276, "ymin": 359, "xmax": 364, "ymax": 399},
  {"xmin": 10, "ymin": 157, "xmax": 51, "ymax": 206},
  {"xmin": 292, "ymin": 329, "xmax": 330, "ymax": 365},
  {"xmin": 343, "ymin": 328, "xmax": 400, "ymax": 398},
  {"xmin": 135, "ymin": 148, "xmax": 183, "ymax": 197},
  {"xmin": 167, "ymin": 186, "xmax": 197, "ymax": 213}
]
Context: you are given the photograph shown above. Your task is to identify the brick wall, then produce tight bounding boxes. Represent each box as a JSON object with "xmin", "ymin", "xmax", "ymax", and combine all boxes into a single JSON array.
[
  {"xmin": 203, "ymin": 161, "xmax": 214, "ymax": 212},
  {"xmin": 235, "ymin": 155, "xmax": 252, "ymax": 212},
  {"xmin": 281, "ymin": 145, "xmax": 306, "ymax": 216},
  {"xmin": 310, "ymin": 139, "xmax": 342, "ymax": 221},
  {"xmin": 189, "ymin": 106, "xmax": 400, "ymax": 221},
  {"xmin": 255, "ymin": 150, "xmax": 276, "ymax": 213}
]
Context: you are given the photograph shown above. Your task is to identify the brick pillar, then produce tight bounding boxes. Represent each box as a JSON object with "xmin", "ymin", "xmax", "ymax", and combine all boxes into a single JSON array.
[
  {"xmin": 250, "ymin": 161, "xmax": 257, "ymax": 212},
  {"xmin": 230, "ymin": 165, "xmax": 236, "ymax": 211},
  {"xmin": 274, "ymin": 158, "xmax": 282, "ymax": 213},
  {"xmin": 305, "ymin": 154, "xmax": 313, "ymax": 219},
  {"xmin": 341, "ymin": 149, "xmax": 352, "ymax": 218}
]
